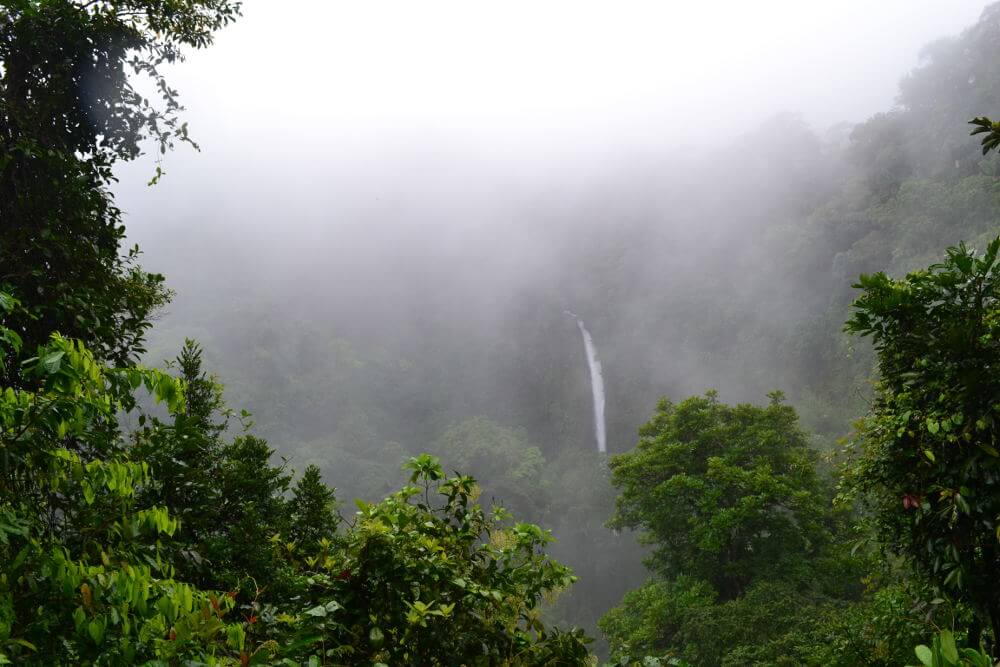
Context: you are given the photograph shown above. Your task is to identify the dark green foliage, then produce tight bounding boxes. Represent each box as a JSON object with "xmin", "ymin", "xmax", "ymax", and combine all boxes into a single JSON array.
[
  {"xmin": 608, "ymin": 392, "xmax": 840, "ymax": 599},
  {"xmin": 0, "ymin": 314, "xmax": 593, "ymax": 663},
  {"xmin": 844, "ymin": 237, "xmax": 1000, "ymax": 646},
  {"xmin": 289, "ymin": 464, "xmax": 341, "ymax": 555},
  {"xmin": 266, "ymin": 454, "xmax": 590, "ymax": 665},
  {"xmin": 0, "ymin": 296, "xmax": 246, "ymax": 664},
  {"xmin": 677, "ymin": 581, "xmax": 835, "ymax": 667},
  {"xmin": 0, "ymin": 129, "xmax": 171, "ymax": 380},
  {"xmin": 203, "ymin": 435, "xmax": 293, "ymax": 601},
  {"xmin": 601, "ymin": 576, "xmax": 907, "ymax": 667},
  {"xmin": 602, "ymin": 393, "xmax": 864, "ymax": 665},
  {"xmin": 0, "ymin": 0, "xmax": 240, "ymax": 377},
  {"xmin": 174, "ymin": 339, "xmax": 229, "ymax": 439},
  {"xmin": 140, "ymin": 341, "xmax": 347, "ymax": 607},
  {"xmin": 598, "ymin": 577, "xmax": 716, "ymax": 662},
  {"xmin": 135, "ymin": 339, "xmax": 300, "ymax": 603},
  {"xmin": 821, "ymin": 583, "xmax": 966, "ymax": 667},
  {"xmin": 135, "ymin": 339, "xmax": 228, "ymax": 585}
]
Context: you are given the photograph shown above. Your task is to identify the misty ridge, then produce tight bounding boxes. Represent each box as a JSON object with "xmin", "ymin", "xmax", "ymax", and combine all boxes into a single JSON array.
[
  {"xmin": 125, "ymin": 6, "xmax": 994, "ymax": 470},
  {"xmin": 110, "ymin": 0, "xmax": 1000, "ymax": 646},
  {"xmin": 122, "ymin": 0, "xmax": 1000, "ymax": 651},
  {"xmin": 5, "ymin": 0, "xmax": 1000, "ymax": 664}
]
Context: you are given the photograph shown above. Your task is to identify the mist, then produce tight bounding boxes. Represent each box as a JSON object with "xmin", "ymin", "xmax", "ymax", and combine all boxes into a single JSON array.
[{"xmin": 102, "ymin": 0, "xmax": 999, "ymax": 651}]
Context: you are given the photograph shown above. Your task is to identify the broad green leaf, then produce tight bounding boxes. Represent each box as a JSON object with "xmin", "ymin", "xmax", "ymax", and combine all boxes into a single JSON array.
[
  {"xmin": 939, "ymin": 630, "xmax": 958, "ymax": 663},
  {"xmin": 40, "ymin": 351, "xmax": 65, "ymax": 375},
  {"xmin": 87, "ymin": 617, "xmax": 105, "ymax": 645}
]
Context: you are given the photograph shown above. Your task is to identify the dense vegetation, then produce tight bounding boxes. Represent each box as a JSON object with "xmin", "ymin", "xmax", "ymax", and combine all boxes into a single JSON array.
[
  {"xmin": 5, "ymin": 0, "xmax": 1000, "ymax": 665},
  {"xmin": 0, "ymin": 1, "xmax": 589, "ymax": 664},
  {"xmin": 118, "ymin": 3, "xmax": 1000, "ymax": 643}
]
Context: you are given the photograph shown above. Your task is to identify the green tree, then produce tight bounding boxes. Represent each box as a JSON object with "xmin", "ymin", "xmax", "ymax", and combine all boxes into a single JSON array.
[
  {"xmin": 0, "ymin": 0, "xmax": 240, "ymax": 379},
  {"xmin": 602, "ymin": 392, "xmax": 861, "ymax": 665},
  {"xmin": 820, "ymin": 583, "xmax": 963, "ymax": 667},
  {"xmin": 608, "ymin": 391, "xmax": 839, "ymax": 599},
  {"xmin": 135, "ymin": 340, "xmax": 297, "ymax": 605},
  {"xmin": 597, "ymin": 576, "xmax": 715, "ymax": 663},
  {"xmin": 0, "ymin": 295, "xmax": 245, "ymax": 664},
  {"xmin": 289, "ymin": 464, "xmax": 341, "ymax": 556},
  {"xmin": 265, "ymin": 454, "xmax": 591, "ymax": 665},
  {"xmin": 844, "ymin": 236, "xmax": 1000, "ymax": 647},
  {"xmin": 201, "ymin": 435, "xmax": 293, "ymax": 602},
  {"xmin": 134, "ymin": 339, "xmax": 229, "ymax": 586}
]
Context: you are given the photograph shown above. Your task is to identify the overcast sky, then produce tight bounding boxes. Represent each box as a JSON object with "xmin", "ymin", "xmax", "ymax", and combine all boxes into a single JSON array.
[
  {"xmin": 152, "ymin": 1, "xmax": 988, "ymax": 150},
  {"xmin": 119, "ymin": 0, "xmax": 992, "ymax": 248}
]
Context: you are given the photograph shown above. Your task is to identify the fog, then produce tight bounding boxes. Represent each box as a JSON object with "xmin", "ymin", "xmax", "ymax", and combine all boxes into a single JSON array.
[
  {"xmin": 118, "ymin": 0, "xmax": 985, "ymax": 210},
  {"xmin": 109, "ymin": 0, "xmax": 997, "ymax": 648},
  {"xmin": 122, "ymin": 0, "xmax": 983, "ymax": 150}
]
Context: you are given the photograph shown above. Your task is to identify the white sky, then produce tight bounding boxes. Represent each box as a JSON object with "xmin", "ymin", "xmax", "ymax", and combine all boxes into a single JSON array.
[
  {"xmin": 118, "ymin": 0, "xmax": 993, "ymax": 252},
  {"xmin": 164, "ymin": 0, "xmax": 988, "ymax": 154}
]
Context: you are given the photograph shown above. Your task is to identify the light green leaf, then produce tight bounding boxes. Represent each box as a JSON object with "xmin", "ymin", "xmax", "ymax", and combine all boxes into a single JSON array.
[
  {"xmin": 87, "ymin": 617, "xmax": 105, "ymax": 645},
  {"xmin": 40, "ymin": 351, "xmax": 64, "ymax": 374},
  {"xmin": 939, "ymin": 630, "xmax": 958, "ymax": 663}
]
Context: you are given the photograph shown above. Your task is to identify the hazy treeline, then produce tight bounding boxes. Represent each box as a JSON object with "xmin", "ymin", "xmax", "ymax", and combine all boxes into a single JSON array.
[
  {"xmin": 4, "ymin": 0, "xmax": 1000, "ymax": 663},
  {"xmin": 120, "ymin": 3, "xmax": 1000, "ymax": 645}
]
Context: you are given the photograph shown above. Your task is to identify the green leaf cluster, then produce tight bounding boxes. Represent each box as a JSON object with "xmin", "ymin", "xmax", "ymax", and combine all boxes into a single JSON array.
[
  {"xmin": 607, "ymin": 391, "xmax": 843, "ymax": 598},
  {"xmin": 0, "ymin": 310, "xmax": 246, "ymax": 664},
  {"xmin": 0, "ymin": 308, "xmax": 593, "ymax": 664},
  {"xmin": 601, "ymin": 392, "xmax": 861, "ymax": 665},
  {"xmin": 844, "ymin": 236, "xmax": 1000, "ymax": 645},
  {"xmin": 912, "ymin": 630, "xmax": 993, "ymax": 667}
]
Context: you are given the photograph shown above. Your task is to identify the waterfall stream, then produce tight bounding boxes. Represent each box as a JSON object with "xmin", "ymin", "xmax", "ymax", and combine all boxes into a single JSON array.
[{"xmin": 566, "ymin": 311, "xmax": 607, "ymax": 454}]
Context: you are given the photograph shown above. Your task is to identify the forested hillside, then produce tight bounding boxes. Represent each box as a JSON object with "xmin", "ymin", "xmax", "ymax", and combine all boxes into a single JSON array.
[
  {"xmin": 126, "ymin": 1, "xmax": 1000, "ymax": 648},
  {"xmin": 4, "ymin": 0, "xmax": 1000, "ymax": 664}
]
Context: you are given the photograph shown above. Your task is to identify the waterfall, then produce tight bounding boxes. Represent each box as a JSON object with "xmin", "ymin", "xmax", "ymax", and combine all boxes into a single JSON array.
[{"xmin": 566, "ymin": 311, "xmax": 607, "ymax": 454}]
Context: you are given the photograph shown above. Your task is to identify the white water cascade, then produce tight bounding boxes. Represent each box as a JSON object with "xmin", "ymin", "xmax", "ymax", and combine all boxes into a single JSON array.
[{"xmin": 566, "ymin": 311, "xmax": 607, "ymax": 454}]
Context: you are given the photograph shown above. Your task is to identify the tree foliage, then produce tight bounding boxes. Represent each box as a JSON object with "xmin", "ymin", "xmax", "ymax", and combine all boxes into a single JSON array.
[
  {"xmin": 289, "ymin": 464, "xmax": 341, "ymax": 556},
  {"xmin": 608, "ymin": 391, "xmax": 839, "ymax": 599},
  {"xmin": 0, "ymin": 306, "xmax": 592, "ymax": 663},
  {"xmin": 0, "ymin": 3, "xmax": 594, "ymax": 661},
  {"xmin": 434, "ymin": 417, "xmax": 549, "ymax": 522},
  {"xmin": 261, "ymin": 454, "xmax": 590, "ymax": 665},
  {"xmin": 0, "ymin": 295, "xmax": 247, "ymax": 665},
  {"xmin": 601, "ymin": 392, "xmax": 866, "ymax": 665},
  {"xmin": 844, "ymin": 236, "xmax": 1000, "ymax": 646},
  {"xmin": 0, "ymin": 0, "xmax": 240, "ymax": 378}
]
